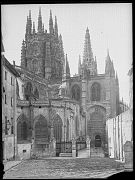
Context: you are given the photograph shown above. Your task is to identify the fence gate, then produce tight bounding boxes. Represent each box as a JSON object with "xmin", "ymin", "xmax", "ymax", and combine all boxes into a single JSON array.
[
  {"xmin": 56, "ymin": 141, "xmax": 72, "ymax": 156},
  {"xmin": 76, "ymin": 136, "xmax": 87, "ymax": 157}
]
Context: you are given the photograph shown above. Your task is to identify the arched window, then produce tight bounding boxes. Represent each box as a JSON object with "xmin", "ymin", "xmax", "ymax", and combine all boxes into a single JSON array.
[
  {"xmin": 53, "ymin": 115, "xmax": 63, "ymax": 142},
  {"xmin": 17, "ymin": 122, "xmax": 22, "ymax": 141},
  {"xmin": 17, "ymin": 121, "xmax": 28, "ymax": 142},
  {"xmin": 34, "ymin": 87, "xmax": 39, "ymax": 100},
  {"xmin": 22, "ymin": 122, "xmax": 27, "ymax": 140},
  {"xmin": 91, "ymin": 82, "xmax": 100, "ymax": 101},
  {"xmin": 71, "ymin": 85, "xmax": 80, "ymax": 101},
  {"xmin": 35, "ymin": 116, "xmax": 49, "ymax": 142},
  {"xmin": 24, "ymin": 82, "xmax": 33, "ymax": 100}
]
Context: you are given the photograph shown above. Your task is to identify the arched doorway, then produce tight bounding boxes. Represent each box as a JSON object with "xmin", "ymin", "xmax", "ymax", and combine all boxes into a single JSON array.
[{"xmin": 95, "ymin": 135, "xmax": 101, "ymax": 147}]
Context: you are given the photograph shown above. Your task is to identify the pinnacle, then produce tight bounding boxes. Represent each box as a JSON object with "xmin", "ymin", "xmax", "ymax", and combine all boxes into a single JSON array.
[
  {"xmin": 39, "ymin": 7, "xmax": 41, "ymax": 16},
  {"xmin": 29, "ymin": 10, "xmax": 31, "ymax": 19},
  {"xmin": 50, "ymin": 9, "xmax": 52, "ymax": 18},
  {"xmin": 107, "ymin": 48, "xmax": 110, "ymax": 58},
  {"xmin": 86, "ymin": 27, "xmax": 89, "ymax": 31},
  {"xmin": 106, "ymin": 49, "xmax": 111, "ymax": 62},
  {"xmin": 55, "ymin": 16, "xmax": 57, "ymax": 21}
]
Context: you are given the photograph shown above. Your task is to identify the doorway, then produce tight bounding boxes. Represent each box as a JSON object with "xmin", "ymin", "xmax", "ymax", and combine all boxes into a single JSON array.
[{"xmin": 95, "ymin": 135, "xmax": 101, "ymax": 147}]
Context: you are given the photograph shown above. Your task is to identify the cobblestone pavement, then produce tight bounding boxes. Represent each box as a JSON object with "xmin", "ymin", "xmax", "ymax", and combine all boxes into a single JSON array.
[
  {"xmin": 3, "ymin": 158, "xmax": 124, "ymax": 179},
  {"xmin": 4, "ymin": 160, "xmax": 22, "ymax": 172}
]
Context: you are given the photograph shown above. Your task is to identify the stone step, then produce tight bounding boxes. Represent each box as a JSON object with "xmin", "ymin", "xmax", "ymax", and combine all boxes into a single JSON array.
[
  {"xmin": 90, "ymin": 153, "xmax": 104, "ymax": 158},
  {"xmin": 85, "ymin": 158, "xmax": 125, "ymax": 169},
  {"xmin": 90, "ymin": 147, "xmax": 105, "ymax": 158},
  {"xmin": 59, "ymin": 153, "xmax": 72, "ymax": 157}
]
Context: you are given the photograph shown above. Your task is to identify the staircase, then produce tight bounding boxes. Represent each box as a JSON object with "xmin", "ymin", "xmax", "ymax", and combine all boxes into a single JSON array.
[{"xmin": 90, "ymin": 147, "xmax": 104, "ymax": 157}]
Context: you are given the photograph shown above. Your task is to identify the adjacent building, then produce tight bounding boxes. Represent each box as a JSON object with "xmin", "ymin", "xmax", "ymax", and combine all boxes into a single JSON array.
[
  {"xmin": 2, "ymin": 55, "xmax": 22, "ymax": 161},
  {"xmin": 106, "ymin": 109, "xmax": 132, "ymax": 161},
  {"xmin": 107, "ymin": 65, "xmax": 133, "ymax": 162}
]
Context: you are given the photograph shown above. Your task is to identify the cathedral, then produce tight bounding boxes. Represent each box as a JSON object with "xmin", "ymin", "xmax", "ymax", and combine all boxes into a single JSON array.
[{"xmin": 15, "ymin": 8, "xmax": 120, "ymax": 158}]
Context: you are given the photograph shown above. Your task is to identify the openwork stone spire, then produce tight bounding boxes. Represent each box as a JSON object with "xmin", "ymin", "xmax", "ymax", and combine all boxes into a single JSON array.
[
  {"xmin": 81, "ymin": 27, "xmax": 97, "ymax": 76},
  {"xmin": 54, "ymin": 16, "xmax": 58, "ymax": 38},
  {"xmin": 63, "ymin": 54, "xmax": 70, "ymax": 81},
  {"xmin": 105, "ymin": 50, "xmax": 115, "ymax": 77},
  {"xmin": 83, "ymin": 27, "xmax": 93, "ymax": 64}
]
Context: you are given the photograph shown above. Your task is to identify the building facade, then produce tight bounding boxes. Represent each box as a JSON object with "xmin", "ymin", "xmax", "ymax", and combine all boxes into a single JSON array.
[
  {"xmin": 2, "ymin": 55, "xmax": 21, "ymax": 161},
  {"xmin": 106, "ymin": 109, "xmax": 132, "ymax": 161},
  {"xmin": 14, "ymin": 9, "xmax": 121, "ymax": 159}
]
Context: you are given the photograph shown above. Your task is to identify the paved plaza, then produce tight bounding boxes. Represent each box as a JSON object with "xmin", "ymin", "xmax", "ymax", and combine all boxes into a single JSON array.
[{"xmin": 3, "ymin": 157, "xmax": 124, "ymax": 179}]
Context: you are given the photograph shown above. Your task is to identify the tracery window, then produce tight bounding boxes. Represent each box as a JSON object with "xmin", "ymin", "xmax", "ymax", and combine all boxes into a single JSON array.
[
  {"xmin": 17, "ymin": 121, "xmax": 28, "ymax": 142},
  {"xmin": 91, "ymin": 82, "xmax": 100, "ymax": 101},
  {"xmin": 35, "ymin": 117, "xmax": 49, "ymax": 141},
  {"xmin": 71, "ymin": 85, "xmax": 81, "ymax": 101},
  {"xmin": 24, "ymin": 82, "xmax": 33, "ymax": 100},
  {"xmin": 34, "ymin": 87, "xmax": 39, "ymax": 100},
  {"xmin": 53, "ymin": 115, "xmax": 63, "ymax": 142}
]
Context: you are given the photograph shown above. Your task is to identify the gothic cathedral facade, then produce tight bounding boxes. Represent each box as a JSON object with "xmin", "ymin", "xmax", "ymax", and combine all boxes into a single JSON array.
[{"xmin": 15, "ymin": 9, "xmax": 120, "ymax": 158}]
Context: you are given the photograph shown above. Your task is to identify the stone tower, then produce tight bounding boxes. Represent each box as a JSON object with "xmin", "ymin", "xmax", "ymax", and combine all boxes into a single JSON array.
[{"xmin": 20, "ymin": 8, "xmax": 65, "ymax": 83}]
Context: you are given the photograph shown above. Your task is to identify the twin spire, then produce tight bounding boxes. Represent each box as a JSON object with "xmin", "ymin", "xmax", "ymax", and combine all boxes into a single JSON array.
[
  {"xmin": 38, "ymin": 7, "xmax": 42, "ymax": 33},
  {"xmin": 49, "ymin": 10, "xmax": 58, "ymax": 36},
  {"xmin": 105, "ymin": 49, "xmax": 115, "ymax": 76},
  {"xmin": 25, "ymin": 8, "xmax": 59, "ymax": 37},
  {"xmin": 62, "ymin": 54, "xmax": 70, "ymax": 81}
]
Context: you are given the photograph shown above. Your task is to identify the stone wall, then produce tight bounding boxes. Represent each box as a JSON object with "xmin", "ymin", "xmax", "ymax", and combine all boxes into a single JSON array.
[
  {"xmin": 2, "ymin": 64, "xmax": 17, "ymax": 160},
  {"xmin": 4, "ymin": 135, "xmax": 15, "ymax": 160},
  {"xmin": 17, "ymin": 143, "xmax": 31, "ymax": 160},
  {"xmin": 106, "ymin": 109, "xmax": 132, "ymax": 161}
]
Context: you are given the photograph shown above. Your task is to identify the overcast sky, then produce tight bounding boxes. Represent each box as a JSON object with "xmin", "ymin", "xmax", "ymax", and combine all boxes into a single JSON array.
[{"xmin": 1, "ymin": 4, "xmax": 132, "ymax": 104}]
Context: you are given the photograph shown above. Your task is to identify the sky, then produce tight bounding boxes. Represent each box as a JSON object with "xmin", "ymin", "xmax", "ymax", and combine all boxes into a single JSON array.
[{"xmin": 1, "ymin": 3, "xmax": 132, "ymax": 105}]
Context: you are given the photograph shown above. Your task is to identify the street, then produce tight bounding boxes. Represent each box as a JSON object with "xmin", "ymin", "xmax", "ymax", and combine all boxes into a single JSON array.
[{"xmin": 3, "ymin": 157, "xmax": 124, "ymax": 179}]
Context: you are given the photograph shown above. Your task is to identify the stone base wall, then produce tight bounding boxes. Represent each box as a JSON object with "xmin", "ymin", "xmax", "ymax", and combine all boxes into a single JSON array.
[
  {"xmin": 4, "ymin": 135, "xmax": 15, "ymax": 160},
  {"xmin": 17, "ymin": 143, "xmax": 31, "ymax": 160},
  {"xmin": 107, "ymin": 110, "xmax": 132, "ymax": 161}
]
